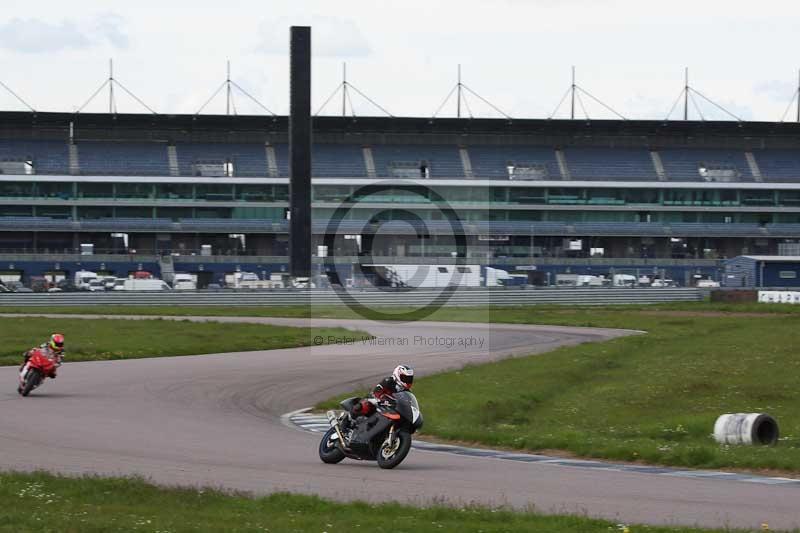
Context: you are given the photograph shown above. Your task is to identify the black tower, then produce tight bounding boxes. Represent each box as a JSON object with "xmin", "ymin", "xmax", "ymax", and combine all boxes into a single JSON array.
[{"xmin": 289, "ymin": 26, "xmax": 312, "ymax": 278}]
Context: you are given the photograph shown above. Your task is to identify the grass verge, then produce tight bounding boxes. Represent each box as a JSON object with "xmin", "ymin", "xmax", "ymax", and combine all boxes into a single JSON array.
[
  {"xmin": 0, "ymin": 317, "xmax": 362, "ymax": 367},
  {"xmin": 318, "ymin": 304, "xmax": 800, "ymax": 473},
  {"xmin": 0, "ymin": 471, "xmax": 765, "ymax": 533}
]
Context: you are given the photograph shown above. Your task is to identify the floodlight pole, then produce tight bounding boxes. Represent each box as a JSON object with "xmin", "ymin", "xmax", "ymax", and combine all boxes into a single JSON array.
[
  {"xmin": 226, "ymin": 61, "xmax": 232, "ymax": 116},
  {"xmin": 797, "ymin": 68, "xmax": 800, "ymax": 123},
  {"xmin": 109, "ymin": 59, "xmax": 115, "ymax": 114},
  {"xmin": 457, "ymin": 64, "xmax": 462, "ymax": 119},
  {"xmin": 570, "ymin": 66, "xmax": 576, "ymax": 120},
  {"xmin": 684, "ymin": 67, "xmax": 689, "ymax": 121},
  {"xmin": 342, "ymin": 62, "xmax": 347, "ymax": 117}
]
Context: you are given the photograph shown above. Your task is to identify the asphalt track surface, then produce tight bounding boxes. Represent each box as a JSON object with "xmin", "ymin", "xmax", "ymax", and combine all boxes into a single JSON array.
[{"xmin": 1, "ymin": 314, "xmax": 798, "ymax": 530}]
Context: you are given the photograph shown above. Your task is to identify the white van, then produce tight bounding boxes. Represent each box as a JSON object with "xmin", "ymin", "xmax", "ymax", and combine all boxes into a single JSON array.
[
  {"xmin": 113, "ymin": 279, "xmax": 171, "ymax": 291},
  {"xmin": 74, "ymin": 270, "xmax": 98, "ymax": 291},
  {"xmin": 172, "ymin": 273, "xmax": 197, "ymax": 290}
]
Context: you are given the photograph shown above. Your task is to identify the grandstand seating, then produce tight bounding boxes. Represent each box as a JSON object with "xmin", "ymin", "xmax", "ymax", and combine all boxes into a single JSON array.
[
  {"xmin": 563, "ymin": 147, "xmax": 658, "ymax": 181},
  {"xmin": 78, "ymin": 142, "xmax": 170, "ymax": 176},
  {"xmin": 313, "ymin": 144, "xmax": 367, "ymax": 177},
  {"xmin": 2, "ymin": 139, "xmax": 800, "ymax": 186},
  {"xmin": 0, "ymin": 140, "xmax": 69, "ymax": 174},
  {"xmin": 659, "ymin": 149, "xmax": 753, "ymax": 181},
  {"xmin": 371, "ymin": 145, "xmax": 465, "ymax": 178},
  {"xmin": 468, "ymin": 145, "xmax": 559, "ymax": 179},
  {"xmin": 753, "ymin": 149, "xmax": 800, "ymax": 181},
  {"xmin": 175, "ymin": 143, "xmax": 268, "ymax": 176},
  {"xmin": 270, "ymin": 143, "xmax": 368, "ymax": 177}
]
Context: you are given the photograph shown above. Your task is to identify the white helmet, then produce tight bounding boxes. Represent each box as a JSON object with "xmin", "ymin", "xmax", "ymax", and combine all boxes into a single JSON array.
[{"xmin": 392, "ymin": 364, "xmax": 414, "ymax": 390}]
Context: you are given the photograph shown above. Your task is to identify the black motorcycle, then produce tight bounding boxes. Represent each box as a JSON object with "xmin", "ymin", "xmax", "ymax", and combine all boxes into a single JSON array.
[{"xmin": 318, "ymin": 391, "xmax": 423, "ymax": 469}]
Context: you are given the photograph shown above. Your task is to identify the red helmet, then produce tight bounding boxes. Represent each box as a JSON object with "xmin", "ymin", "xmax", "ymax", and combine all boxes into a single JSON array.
[
  {"xmin": 49, "ymin": 333, "xmax": 65, "ymax": 354},
  {"xmin": 392, "ymin": 364, "xmax": 414, "ymax": 390}
]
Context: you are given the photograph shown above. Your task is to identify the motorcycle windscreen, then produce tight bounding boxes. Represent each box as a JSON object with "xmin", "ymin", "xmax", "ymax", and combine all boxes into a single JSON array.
[{"xmin": 393, "ymin": 391, "xmax": 422, "ymax": 427}]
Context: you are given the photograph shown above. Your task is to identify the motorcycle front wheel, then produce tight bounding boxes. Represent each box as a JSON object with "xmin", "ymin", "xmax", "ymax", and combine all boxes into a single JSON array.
[
  {"xmin": 21, "ymin": 369, "xmax": 42, "ymax": 397},
  {"xmin": 318, "ymin": 427, "xmax": 346, "ymax": 464},
  {"xmin": 376, "ymin": 429, "xmax": 412, "ymax": 469}
]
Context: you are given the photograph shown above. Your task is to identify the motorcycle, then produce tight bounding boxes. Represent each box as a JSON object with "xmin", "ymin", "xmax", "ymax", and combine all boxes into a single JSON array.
[
  {"xmin": 318, "ymin": 391, "xmax": 423, "ymax": 469},
  {"xmin": 18, "ymin": 349, "xmax": 58, "ymax": 397}
]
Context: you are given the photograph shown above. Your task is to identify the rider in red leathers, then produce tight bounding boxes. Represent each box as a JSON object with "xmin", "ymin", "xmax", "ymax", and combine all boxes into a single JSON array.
[
  {"xmin": 20, "ymin": 333, "xmax": 65, "ymax": 378},
  {"xmin": 346, "ymin": 364, "xmax": 414, "ymax": 425}
]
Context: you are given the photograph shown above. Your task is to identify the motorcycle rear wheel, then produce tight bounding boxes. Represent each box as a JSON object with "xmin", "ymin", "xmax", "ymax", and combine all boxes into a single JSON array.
[
  {"xmin": 377, "ymin": 429, "xmax": 412, "ymax": 469},
  {"xmin": 318, "ymin": 427, "xmax": 346, "ymax": 464},
  {"xmin": 21, "ymin": 369, "xmax": 41, "ymax": 397}
]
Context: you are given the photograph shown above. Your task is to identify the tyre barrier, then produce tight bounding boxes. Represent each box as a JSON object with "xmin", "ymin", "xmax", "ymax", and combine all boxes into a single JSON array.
[{"xmin": 713, "ymin": 413, "xmax": 779, "ymax": 446}]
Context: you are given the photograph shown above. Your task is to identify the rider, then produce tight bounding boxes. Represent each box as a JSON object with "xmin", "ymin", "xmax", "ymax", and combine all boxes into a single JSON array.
[
  {"xmin": 346, "ymin": 364, "xmax": 414, "ymax": 424},
  {"xmin": 20, "ymin": 333, "xmax": 65, "ymax": 378}
]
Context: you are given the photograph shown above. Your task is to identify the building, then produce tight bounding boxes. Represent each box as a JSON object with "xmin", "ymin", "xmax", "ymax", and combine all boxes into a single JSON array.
[
  {"xmin": 1, "ymin": 111, "xmax": 799, "ymax": 286},
  {"xmin": 724, "ymin": 256, "xmax": 800, "ymax": 287}
]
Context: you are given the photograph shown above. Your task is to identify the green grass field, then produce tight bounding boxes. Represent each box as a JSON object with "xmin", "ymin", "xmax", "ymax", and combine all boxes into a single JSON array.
[
  {"xmin": 0, "ymin": 316, "xmax": 362, "ymax": 367},
  {"xmin": 0, "ymin": 471, "xmax": 768, "ymax": 533}
]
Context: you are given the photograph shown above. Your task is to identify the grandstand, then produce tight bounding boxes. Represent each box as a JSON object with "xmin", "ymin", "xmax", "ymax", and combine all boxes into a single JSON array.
[{"xmin": 0, "ymin": 111, "xmax": 799, "ymax": 286}]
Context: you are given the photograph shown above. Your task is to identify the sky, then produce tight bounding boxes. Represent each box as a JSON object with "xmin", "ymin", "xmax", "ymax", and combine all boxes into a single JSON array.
[{"xmin": 0, "ymin": 0, "xmax": 798, "ymax": 121}]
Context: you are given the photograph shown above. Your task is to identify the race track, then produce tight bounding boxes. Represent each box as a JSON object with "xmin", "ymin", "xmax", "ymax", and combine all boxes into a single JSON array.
[{"xmin": 1, "ymin": 315, "xmax": 797, "ymax": 530}]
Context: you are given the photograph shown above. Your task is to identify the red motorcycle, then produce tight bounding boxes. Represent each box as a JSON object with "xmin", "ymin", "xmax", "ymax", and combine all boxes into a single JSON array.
[{"xmin": 18, "ymin": 349, "xmax": 58, "ymax": 397}]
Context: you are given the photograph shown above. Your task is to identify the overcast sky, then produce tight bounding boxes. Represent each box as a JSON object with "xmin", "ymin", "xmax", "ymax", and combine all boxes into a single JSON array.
[{"xmin": 0, "ymin": 0, "xmax": 798, "ymax": 121}]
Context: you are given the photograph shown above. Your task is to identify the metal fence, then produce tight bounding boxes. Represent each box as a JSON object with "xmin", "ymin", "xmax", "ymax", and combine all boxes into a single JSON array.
[{"xmin": 0, "ymin": 287, "xmax": 705, "ymax": 307}]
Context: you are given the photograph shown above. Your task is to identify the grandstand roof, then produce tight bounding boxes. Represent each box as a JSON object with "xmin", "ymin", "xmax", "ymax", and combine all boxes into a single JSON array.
[{"xmin": 3, "ymin": 111, "xmax": 800, "ymax": 148}]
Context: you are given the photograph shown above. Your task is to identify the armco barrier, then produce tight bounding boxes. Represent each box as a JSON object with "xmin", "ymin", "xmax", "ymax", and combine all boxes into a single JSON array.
[{"xmin": 0, "ymin": 287, "xmax": 705, "ymax": 307}]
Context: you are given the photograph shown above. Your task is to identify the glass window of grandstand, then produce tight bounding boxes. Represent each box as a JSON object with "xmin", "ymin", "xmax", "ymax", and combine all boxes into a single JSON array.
[
  {"xmin": 435, "ymin": 186, "xmax": 490, "ymax": 204},
  {"xmin": 586, "ymin": 188, "xmax": 624, "ymax": 205},
  {"xmin": 491, "ymin": 187, "xmax": 508, "ymax": 203},
  {"xmin": 0, "ymin": 205, "xmax": 33, "ymax": 216},
  {"xmin": 236, "ymin": 184, "xmax": 272, "ymax": 202},
  {"xmin": 623, "ymin": 188, "xmax": 659, "ymax": 204},
  {"xmin": 437, "ymin": 187, "xmax": 472, "ymax": 204},
  {"xmin": 741, "ymin": 189, "xmax": 774, "ymax": 206},
  {"xmin": 274, "ymin": 185, "xmax": 289, "ymax": 201},
  {"xmin": 779, "ymin": 190, "xmax": 800, "ymax": 206},
  {"xmin": 547, "ymin": 188, "xmax": 583, "ymax": 204},
  {"xmin": 0, "ymin": 181, "xmax": 34, "ymax": 198},
  {"xmin": 116, "ymin": 183, "xmax": 154, "ymax": 199},
  {"xmin": 77, "ymin": 183, "xmax": 114, "ymax": 199},
  {"xmin": 36, "ymin": 206, "xmax": 71, "ymax": 219},
  {"xmin": 313, "ymin": 185, "xmax": 351, "ymax": 203},
  {"xmin": 352, "ymin": 186, "xmax": 430, "ymax": 204},
  {"xmin": 78, "ymin": 206, "xmax": 114, "ymax": 219},
  {"xmin": 156, "ymin": 184, "xmax": 193, "ymax": 200},
  {"xmin": 37, "ymin": 182, "xmax": 72, "ymax": 199},
  {"xmin": 509, "ymin": 188, "xmax": 545, "ymax": 204},
  {"xmin": 195, "ymin": 184, "xmax": 234, "ymax": 201},
  {"xmin": 663, "ymin": 189, "xmax": 692, "ymax": 205}
]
